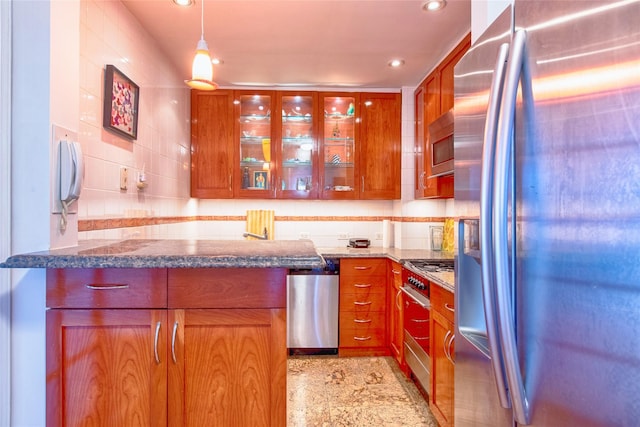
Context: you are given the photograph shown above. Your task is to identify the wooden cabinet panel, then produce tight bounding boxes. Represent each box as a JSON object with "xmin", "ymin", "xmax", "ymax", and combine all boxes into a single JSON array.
[
  {"xmin": 339, "ymin": 258, "xmax": 388, "ymax": 355},
  {"xmin": 168, "ymin": 268, "xmax": 287, "ymax": 309},
  {"xmin": 388, "ymin": 261, "xmax": 405, "ymax": 368},
  {"xmin": 430, "ymin": 285, "xmax": 455, "ymax": 427},
  {"xmin": 46, "ymin": 309, "xmax": 168, "ymax": 427},
  {"xmin": 168, "ymin": 308, "xmax": 286, "ymax": 427},
  {"xmin": 46, "ymin": 268, "xmax": 167, "ymax": 309},
  {"xmin": 191, "ymin": 90, "xmax": 235, "ymax": 198},
  {"xmin": 359, "ymin": 92, "xmax": 401, "ymax": 199},
  {"xmin": 340, "ymin": 258, "xmax": 388, "ymax": 278},
  {"xmin": 415, "ymin": 34, "xmax": 470, "ymax": 199}
]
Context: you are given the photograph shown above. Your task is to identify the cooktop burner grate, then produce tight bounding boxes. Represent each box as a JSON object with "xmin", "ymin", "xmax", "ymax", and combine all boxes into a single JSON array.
[{"xmin": 405, "ymin": 260, "xmax": 454, "ymax": 274}]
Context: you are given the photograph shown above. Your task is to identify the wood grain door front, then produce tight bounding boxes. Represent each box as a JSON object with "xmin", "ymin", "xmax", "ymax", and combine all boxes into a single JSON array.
[
  {"xmin": 46, "ymin": 309, "xmax": 167, "ymax": 427},
  {"xmin": 168, "ymin": 308, "xmax": 286, "ymax": 427}
]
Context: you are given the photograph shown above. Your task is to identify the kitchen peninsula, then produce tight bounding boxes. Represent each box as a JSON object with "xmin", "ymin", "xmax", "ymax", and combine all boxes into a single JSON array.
[
  {"xmin": 2, "ymin": 239, "xmax": 324, "ymax": 427},
  {"xmin": 2, "ymin": 239, "xmax": 454, "ymax": 426}
]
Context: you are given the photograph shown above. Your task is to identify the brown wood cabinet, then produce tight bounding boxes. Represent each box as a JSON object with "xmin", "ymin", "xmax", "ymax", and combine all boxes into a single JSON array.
[
  {"xmin": 46, "ymin": 267, "xmax": 287, "ymax": 427},
  {"xmin": 430, "ymin": 284, "xmax": 455, "ymax": 427},
  {"xmin": 191, "ymin": 90, "xmax": 236, "ymax": 199},
  {"xmin": 388, "ymin": 260, "xmax": 405, "ymax": 370},
  {"xmin": 338, "ymin": 258, "xmax": 389, "ymax": 356},
  {"xmin": 415, "ymin": 34, "xmax": 470, "ymax": 199},
  {"xmin": 192, "ymin": 90, "xmax": 401, "ymax": 200}
]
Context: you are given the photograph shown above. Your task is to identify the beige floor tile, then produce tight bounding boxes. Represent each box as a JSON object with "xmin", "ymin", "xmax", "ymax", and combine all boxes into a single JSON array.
[{"xmin": 287, "ymin": 356, "xmax": 437, "ymax": 427}]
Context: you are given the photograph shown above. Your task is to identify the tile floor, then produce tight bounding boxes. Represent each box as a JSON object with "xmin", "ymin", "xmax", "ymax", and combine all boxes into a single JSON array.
[{"xmin": 287, "ymin": 356, "xmax": 438, "ymax": 426}]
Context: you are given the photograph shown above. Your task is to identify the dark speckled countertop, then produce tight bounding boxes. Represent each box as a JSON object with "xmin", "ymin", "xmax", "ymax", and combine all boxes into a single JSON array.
[
  {"xmin": 1, "ymin": 239, "xmax": 456, "ymax": 290},
  {"xmin": 0, "ymin": 239, "xmax": 325, "ymax": 269}
]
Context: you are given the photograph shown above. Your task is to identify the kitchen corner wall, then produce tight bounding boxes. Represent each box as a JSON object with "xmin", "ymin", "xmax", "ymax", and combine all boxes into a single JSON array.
[
  {"xmin": 77, "ymin": 0, "xmax": 449, "ymax": 250},
  {"xmin": 78, "ymin": 0, "xmax": 194, "ymax": 227}
]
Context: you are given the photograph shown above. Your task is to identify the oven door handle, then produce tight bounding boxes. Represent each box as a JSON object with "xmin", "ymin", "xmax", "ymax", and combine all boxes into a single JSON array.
[{"xmin": 400, "ymin": 286, "xmax": 429, "ymax": 310}]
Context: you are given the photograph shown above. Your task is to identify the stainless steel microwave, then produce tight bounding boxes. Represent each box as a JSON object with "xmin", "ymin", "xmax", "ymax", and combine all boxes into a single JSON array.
[{"xmin": 429, "ymin": 109, "xmax": 454, "ymax": 177}]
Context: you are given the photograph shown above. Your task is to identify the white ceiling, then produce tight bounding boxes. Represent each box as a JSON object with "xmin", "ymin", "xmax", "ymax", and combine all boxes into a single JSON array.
[{"xmin": 122, "ymin": 0, "xmax": 471, "ymax": 89}]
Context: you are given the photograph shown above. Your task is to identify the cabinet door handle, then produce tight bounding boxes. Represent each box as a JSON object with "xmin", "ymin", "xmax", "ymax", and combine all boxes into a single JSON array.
[
  {"xmin": 392, "ymin": 269, "xmax": 401, "ymax": 275},
  {"xmin": 361, "ymin": 176, "xmax": 365, "ymax": 192},
  {"xmin": 444, "ymin": 331, "xmax": 455, "ymax": 365},
  {"xmin": 395, "ymin": 289, "xmax": 402, "ymax": 310},
  {"xmin": 171, "ymin": 321, "xmax": 178, "ymax": 363},
  {"xmin": 354, "ymin": 318, "xmax": 372, "ymax": 323},
  {"xmin": 445, "ymin": 303, "xmax": 455, "ymax": 312},
  {"xmin": 354, "ymin": 336, "xmax": 372, "ymax": 341},
  {"xmin": 85, "ymin": 283, "xmax": 129, "ymax": 290},
  {"xmin": 154, "ymin": 321, "xmax": 161, "ymax": 364},
  {"xmin": 411, "ymin": 318, "xmax": 429, "ymax": 323},
  {"xmin": 354, "ymin": 283, "xmax": 372, "ymax": 288},
  {"xmin": 354, "ymin": 266, "xmax": 372, "ymax": 271},
  {"xmin": 353, "ymin": 301, "xmax": 372, "ymax": 306}
]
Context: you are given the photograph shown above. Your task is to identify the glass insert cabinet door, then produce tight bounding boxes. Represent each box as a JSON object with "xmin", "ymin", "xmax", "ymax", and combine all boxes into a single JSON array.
[
  {"xmin": 322, "ymin": 95, "xmax": 357, "ymax": 197},
  {"xmin": 279, "ymin": 93, "xmax": 316, "ymax": 197},
  {"xmin": 238, "ymin": 93, "xmax": 272, "ymax": 193}
]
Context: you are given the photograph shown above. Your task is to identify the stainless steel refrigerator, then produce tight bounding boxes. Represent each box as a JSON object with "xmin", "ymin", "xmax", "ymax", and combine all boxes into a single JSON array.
[{"xmin": 454, "ymin": 1, "xmax": 640, "ymax": 426}]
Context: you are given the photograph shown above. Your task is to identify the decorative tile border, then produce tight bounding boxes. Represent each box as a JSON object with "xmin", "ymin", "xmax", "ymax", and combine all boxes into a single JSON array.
[{"xmin": 79, "ymin": 215, "xmax": 448, "ymax": 232}]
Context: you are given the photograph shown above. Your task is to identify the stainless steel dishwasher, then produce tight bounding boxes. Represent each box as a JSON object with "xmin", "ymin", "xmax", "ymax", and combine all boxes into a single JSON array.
[{"xmin": 287, "ymin": 258, "xmax": 339, "ymax": 355}]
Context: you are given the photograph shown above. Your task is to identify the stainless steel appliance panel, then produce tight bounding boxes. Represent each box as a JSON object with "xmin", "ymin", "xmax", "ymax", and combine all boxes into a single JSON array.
[
  {"xmin": 455, "ymin": 1, "xmax": 640, "ymax": 426},
  {"xmin": 286, "ymin": 271, "xmax": 339, "ymax": 350}
]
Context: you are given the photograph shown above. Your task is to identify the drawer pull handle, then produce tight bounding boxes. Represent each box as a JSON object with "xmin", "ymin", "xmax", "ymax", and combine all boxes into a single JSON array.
[
  {"xmin": 354, "ymin": 283, "xmax": 372, "ymax": 288},
  {"xmin": 445, "ymin": 303, "xmax": 455, "ymax": 312},
  {"xmin": 414, "ymin": 336, "xmax": 430, "ymax": 341},
  {"xmin": 154, "ymin": 322, "xmax": 161, "ymax": 364},
  {"xmin": 353, "ymin": 301, "xmax": 372, "ymax": 306},
  {"xmin": 411, "ymin": 318, "xmax": 429, "ymax": 323},
  {"xmin": 392, "ymin": 269, "xmax": 401, "ymax": 275},
  {"xmin": 354, "ymin": 266, "xmax": 372, "ymax": 270},
  {"xmin": 85, "ymin": 284, "xmax": 129, "ymax": 290},
  {"xmin": 354, "ymin": 335, "xmax": 372, "ymax": 341},
  {"xmin": 354, "ymin": 318, "xmax": 372, "ymax": 323},
  {"xmin": 171, "ymin": 322, "xmax": 179, "ymax": 363}
]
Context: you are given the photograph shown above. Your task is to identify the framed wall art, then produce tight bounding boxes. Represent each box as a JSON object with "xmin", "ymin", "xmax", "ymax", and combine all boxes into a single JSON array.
[{"xmin": 103, "ymin": 64, "xmax": 139, "ymax": 140}]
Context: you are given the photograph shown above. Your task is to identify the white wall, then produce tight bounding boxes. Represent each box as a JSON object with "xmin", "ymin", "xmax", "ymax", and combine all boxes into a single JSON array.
[{"xmin": 471, "ymin": 0, "xmax": 512, "ymax": 43}]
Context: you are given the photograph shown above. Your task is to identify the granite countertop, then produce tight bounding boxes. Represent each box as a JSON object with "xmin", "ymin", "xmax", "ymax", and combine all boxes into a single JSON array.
[
  {"xmin": 1, "ymin": 240, "xmax": 456, "ymax": 289},
  {"xmin": 0, "ymin": 239, "xmax": 325, "ymax": 269}
]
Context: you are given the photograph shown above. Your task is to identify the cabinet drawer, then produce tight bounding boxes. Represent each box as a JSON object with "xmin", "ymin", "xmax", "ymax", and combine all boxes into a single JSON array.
[
  {"xmin": 46, "ymin": 268, "xmax": 168, "ymax": 309},
  {"xmin": 340, "ymin": 276, "xmax": 387, "ymax": 294},
  {"xmin": 339, "ymin": 321, "xmax": 386, "ymax": 348},
  {"xmin": 431, "ymin": 284, "xmax": 455, "ymax": 323},
  {"xmin": 168, "ymin": 268, "xmax": 287, "ymax": 308},
  {"xmin": 340, "ymin": 291, "xmax": 386, "ymax": 313},
  {"xmin": 340, "ymin": 258, "xmax": 387, "ymax": 278}
]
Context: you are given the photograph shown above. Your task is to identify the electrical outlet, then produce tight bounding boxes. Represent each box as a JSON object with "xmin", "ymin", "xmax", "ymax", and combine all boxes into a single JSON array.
[
  {"xmin": 120, "ymin": 167, "xmax": 128, "ymax": 190},
  {"xmin": 300, "ymin": 232, "xmax": 310, "ymax": 239},
  {"xmin": 338, "ymin": 233, "xmax": 349, "ymax": 240},
  {"xmin": 375, "ymin": 232, "xmax": 383, "ymax": 240}
]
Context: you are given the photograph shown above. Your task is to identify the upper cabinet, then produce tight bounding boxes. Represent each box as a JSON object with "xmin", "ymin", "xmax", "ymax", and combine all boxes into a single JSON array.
[
  {"xmin": 319, "ymin": 92, "xmax": 401, "ymax": 200},
  {"xmin": 277, "ymin": 92, "xmax": 319, "ymax": 199},
  {"xmin": 415, "ymin": 34, "xmax": 471, "ymax": 199},
  {"xmin": 191, "ymin": 90, "xmax": 235, "ymax": 199},
  {"xmin": 192, "ymin": 90, "xmax": 401, "ymax": 200}
]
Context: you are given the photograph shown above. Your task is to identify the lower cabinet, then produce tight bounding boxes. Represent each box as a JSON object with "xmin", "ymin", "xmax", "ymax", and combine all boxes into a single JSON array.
[
  {"xmin": 339, "ymin": 258, "xmax": 389, "ymax": 356},
  {"xmin": 388, "ymin": 260, "xmax": 405, "ymax": 369},
  {"xmin": 430, "ymin": 285, "xmax": 455, "ymax": 427},
  {"xmin": 46, "ymin": 267, "xmax": 287, "ymax": 427}
]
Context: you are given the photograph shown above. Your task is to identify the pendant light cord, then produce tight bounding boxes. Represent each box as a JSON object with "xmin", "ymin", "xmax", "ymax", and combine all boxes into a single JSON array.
[{"xmin": 200, "ymin": 0, "xmax": 205, "ymax": 40}]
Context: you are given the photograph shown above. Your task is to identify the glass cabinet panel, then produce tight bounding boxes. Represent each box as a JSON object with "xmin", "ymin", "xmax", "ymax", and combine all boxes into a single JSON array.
[
  {"xmin": 238, "ymin": 94, "xmax": 272, "ymax": 191},
  {"xmin": 280, "ymin": 94, "xmax": 315, "ymax": 195},
  {"xmin": 322, "ymin": 96, "xmax": 356, "ymax": 195}
]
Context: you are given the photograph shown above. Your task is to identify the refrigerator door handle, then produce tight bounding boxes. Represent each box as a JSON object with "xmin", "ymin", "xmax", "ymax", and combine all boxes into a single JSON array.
[
  {"xmin": 494, "ymin": 29, "xmax": 533, "ymax": 425},
  {"xmin": 480, "ymin": 41, "xmax": 512, "ymax": 410}
]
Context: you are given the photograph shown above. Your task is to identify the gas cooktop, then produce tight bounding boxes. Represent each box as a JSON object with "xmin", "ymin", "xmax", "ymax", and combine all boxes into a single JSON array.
[{"xmin": 404, "ymin": 260, "xmax": 455, "ymax": 275}]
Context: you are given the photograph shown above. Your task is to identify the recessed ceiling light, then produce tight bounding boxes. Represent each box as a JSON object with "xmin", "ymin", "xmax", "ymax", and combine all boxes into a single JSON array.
[
  {"xmin": 173, "ymin": 0, "xmax": 193, "ymax": 6},
  {"xmin": 388, "ymin": 59, "xmax": 405, "ymax": 68},
  {"xmin": 422, "ymin": 0, "xmax": 446, "ymax": 12}
]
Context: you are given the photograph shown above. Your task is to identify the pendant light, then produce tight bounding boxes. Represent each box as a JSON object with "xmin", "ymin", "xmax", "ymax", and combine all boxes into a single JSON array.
[{"xmin": 185, "ymin": 0, "xmax": 218, "ymax": 90}]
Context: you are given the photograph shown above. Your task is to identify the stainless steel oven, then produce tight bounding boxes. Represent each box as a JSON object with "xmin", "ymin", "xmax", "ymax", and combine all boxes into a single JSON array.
[
  {"xmin": 429, "ymin": 109, "xmax": 454, "ymax": 177},
  {"xmin": 401, "ymin": 266, "xmax": 432, "ymax": 392}
]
